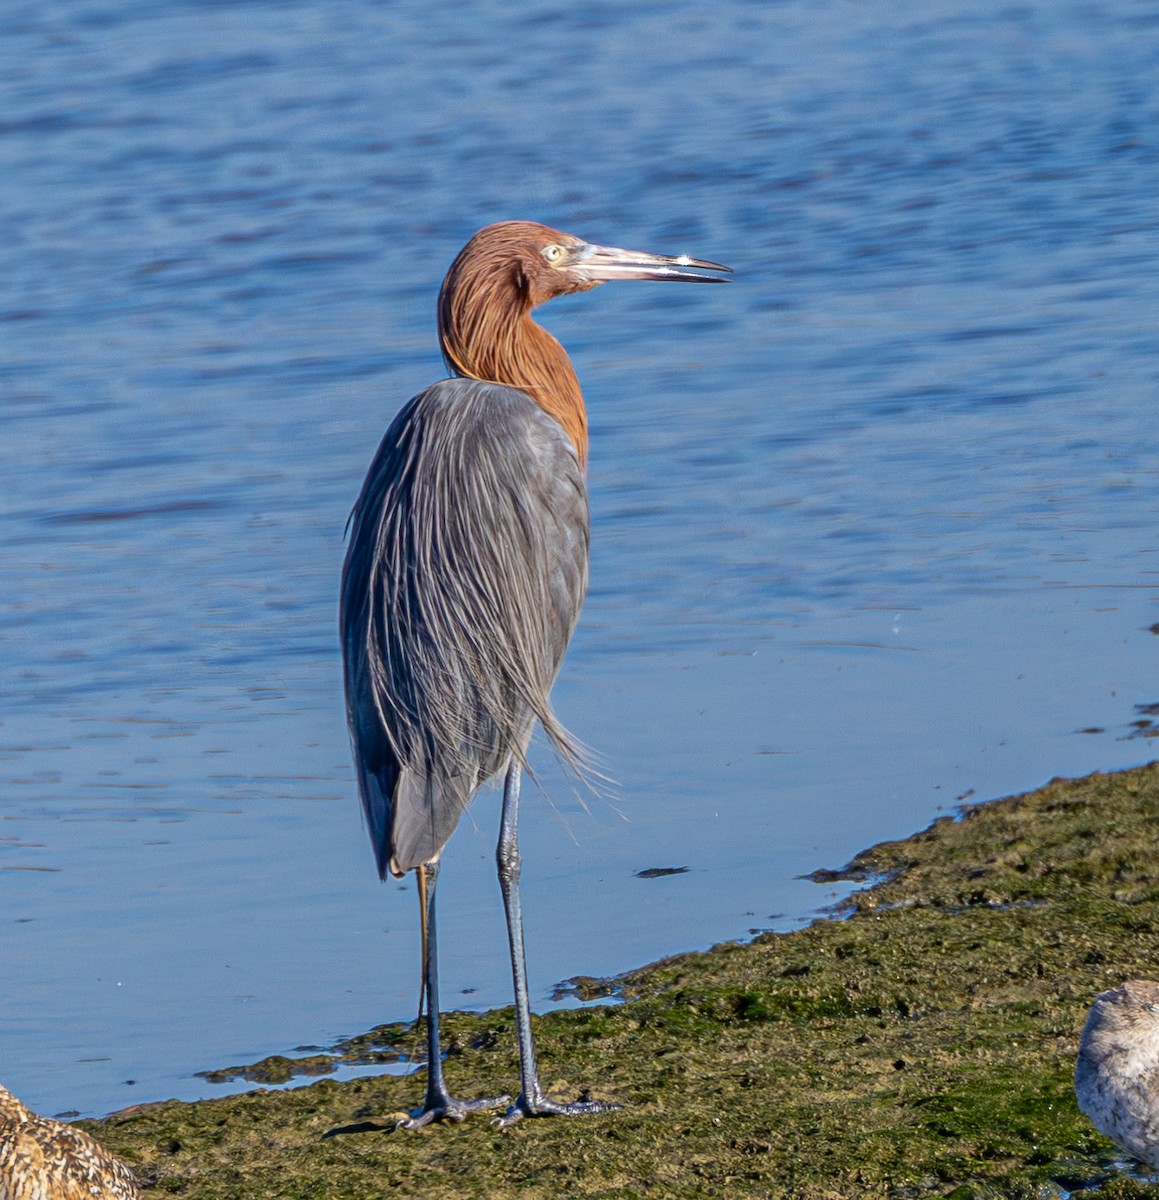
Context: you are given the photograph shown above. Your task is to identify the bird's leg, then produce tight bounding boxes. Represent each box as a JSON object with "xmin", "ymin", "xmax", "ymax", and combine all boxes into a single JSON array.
[
  {"xmin": 395, "ymin": 859, "xmax": 509, "ymax": 1129},
  {"xmin": 494, "ymin": 762, "xmax": 620, "ymax": 1127}
]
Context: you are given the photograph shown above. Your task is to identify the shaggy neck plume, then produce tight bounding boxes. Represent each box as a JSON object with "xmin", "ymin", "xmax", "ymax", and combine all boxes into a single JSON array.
[{"xmin": 437, "ymin": 242, "xmax": 589, "ymax": 467}]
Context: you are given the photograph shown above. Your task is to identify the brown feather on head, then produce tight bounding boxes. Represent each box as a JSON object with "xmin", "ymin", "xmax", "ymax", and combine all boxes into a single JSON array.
[
  {"xmin": 438, "ymin": 222, "xmax": 590, "ymax": 465},
  {"xmin": 435, "ymin": 220, "xmax": 730, "ymax": 468}
]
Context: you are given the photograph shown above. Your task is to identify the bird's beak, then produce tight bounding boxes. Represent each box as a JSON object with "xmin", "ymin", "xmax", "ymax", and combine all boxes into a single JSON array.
[{"xmin": 573, "ymin": 242, "xmax": 732, "ymax": 284}]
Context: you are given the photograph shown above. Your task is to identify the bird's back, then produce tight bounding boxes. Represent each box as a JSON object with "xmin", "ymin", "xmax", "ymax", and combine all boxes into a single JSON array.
[
  {"xmin": 1076, "ymin": 981, "xmax": 1159, "ymax": 1169},
  {"xmin": 0, "ymin": 1085, "xmax": 139, "ymax": 1200},
  {"xmin": 341, "ymin": 378, "xmax": 589, "ymax": 877}
]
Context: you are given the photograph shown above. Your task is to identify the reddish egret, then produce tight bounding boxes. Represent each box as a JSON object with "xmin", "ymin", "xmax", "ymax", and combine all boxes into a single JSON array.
[
  {"xmin": 1076, "ymin": 980, "xmax": 1159, "ymax": 1169},
  {"xmin": 0, "ymin": 1083, "xmax": 140, "ymax": 1198},
  {"xmin": 340, "ymin": 220, "xmax": 729, "ymax": 1127}
]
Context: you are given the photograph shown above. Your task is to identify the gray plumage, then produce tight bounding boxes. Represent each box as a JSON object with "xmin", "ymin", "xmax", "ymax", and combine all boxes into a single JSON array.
[
  {"xmin": 1076, "ymin": 979, "xmax": 1159, "ymax": 1170},
  {"xmin": 340, "ymin": 377, "xmax": 588, "ymax": 878}
]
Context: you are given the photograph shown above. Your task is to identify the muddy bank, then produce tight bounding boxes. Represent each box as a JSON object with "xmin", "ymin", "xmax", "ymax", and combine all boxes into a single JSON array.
[{"xmin": 86, "ymin": 763, "xmax": 1159, "ymax": 1198}]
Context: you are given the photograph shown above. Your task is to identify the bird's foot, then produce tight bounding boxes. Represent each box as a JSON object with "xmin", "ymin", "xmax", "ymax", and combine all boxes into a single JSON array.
[
  {"xmin": 394, "ymin": 1092, "xmax": 510, "ymax": 1130},
  {"xmin": 493, "ymin": 1088, "xmax": 621, "ymax": 1128}
]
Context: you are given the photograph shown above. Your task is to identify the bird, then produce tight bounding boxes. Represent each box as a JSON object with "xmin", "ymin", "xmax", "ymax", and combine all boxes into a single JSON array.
[
  {"xmin": 340, "ymin": 220, "xmax": 729, "ymax": 1127},
  {"xmin": 0, "ymin": 1082, "xmax": 140, "ymax": 1200},
  {"xmin": 1075, "ymin": 979, "xmax": 1159, "ymax": 1170}
]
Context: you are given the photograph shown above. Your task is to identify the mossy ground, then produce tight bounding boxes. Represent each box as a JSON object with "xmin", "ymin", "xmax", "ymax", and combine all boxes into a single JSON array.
[{"xmin": 86, "ymin": 762, "xmax": 1159, "ymax": 1198}]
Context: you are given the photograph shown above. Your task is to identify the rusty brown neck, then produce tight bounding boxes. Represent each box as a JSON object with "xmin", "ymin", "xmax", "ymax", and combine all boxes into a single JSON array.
[{"xmin": 437, "ymin": 274, "xmax": 589, "ymax": 467}]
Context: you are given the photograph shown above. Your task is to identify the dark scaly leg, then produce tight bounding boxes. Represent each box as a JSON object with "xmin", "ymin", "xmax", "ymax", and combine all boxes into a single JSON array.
[
  {"xmin": 396, "ymin": 860, "xmax": 509, "ymax": 1128},
  {"xmin": 494, "ymin": 762, "xmax": 620, "ymax": 1126}
]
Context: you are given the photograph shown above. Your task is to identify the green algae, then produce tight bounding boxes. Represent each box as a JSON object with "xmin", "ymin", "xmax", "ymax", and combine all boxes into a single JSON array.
[
  {"xmin": 86, "ymin": 763, "xmax": 1159, "ymax": 1198},
  {"xmin": 197, "ymin": 1025, "xmax": 414, "ymax": 1086}
]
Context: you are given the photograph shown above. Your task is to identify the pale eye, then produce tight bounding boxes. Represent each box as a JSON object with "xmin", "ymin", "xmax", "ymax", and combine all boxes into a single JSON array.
[{"xmin": 541, "ymin": 243, "xmax": 567, "ymax": 265}]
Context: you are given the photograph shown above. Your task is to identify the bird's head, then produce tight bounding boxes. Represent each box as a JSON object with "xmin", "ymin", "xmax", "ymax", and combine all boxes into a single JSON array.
[
  {"xmin": 435, "ymin": 221, "xmax": 730, "ymax": 461},
  {"xmin": 440, "ymin": 220, "xmax": 730, "ymax": 321}
]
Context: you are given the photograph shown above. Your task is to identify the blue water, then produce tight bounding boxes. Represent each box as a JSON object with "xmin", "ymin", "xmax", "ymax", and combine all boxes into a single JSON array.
[{"xmin": 2, "ymin": 0, "xmax": 1157, "ymax": 1118}]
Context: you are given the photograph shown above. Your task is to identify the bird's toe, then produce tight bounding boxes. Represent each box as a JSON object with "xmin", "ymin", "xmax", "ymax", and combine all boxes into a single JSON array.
[
  {"xmin": 495, "ymin": 1091, "xmax": 621, "ymax": 1126},
  {"xmin": 395, "ymin": 1093, "xmax": 510, "ymax": 1130}
]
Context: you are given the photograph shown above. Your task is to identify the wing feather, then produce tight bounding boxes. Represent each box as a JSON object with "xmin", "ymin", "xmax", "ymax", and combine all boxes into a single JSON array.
[{"xmin": 340, "ymin": 379, "xmax": 589, "ymax": 877}]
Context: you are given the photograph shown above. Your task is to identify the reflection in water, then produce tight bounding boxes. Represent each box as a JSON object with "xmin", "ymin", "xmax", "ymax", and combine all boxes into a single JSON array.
[{"xmin": 1, "ymin": 0, "xmax": 1157, "ymax": 1117}]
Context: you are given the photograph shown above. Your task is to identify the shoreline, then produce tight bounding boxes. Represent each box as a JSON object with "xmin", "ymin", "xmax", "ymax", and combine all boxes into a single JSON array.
[{"xmin": 87, "ymin": 761, "xmax": 1159, "ymax": 1198}]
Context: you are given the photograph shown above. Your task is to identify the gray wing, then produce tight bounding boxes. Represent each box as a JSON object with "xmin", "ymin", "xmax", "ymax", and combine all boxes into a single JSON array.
[{"xmin": 340, "ymin": 378, "xmax": 589, "ymax": 878}]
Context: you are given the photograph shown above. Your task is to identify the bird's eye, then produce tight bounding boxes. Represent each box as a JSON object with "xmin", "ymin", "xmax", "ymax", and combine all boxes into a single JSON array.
[{"xmin": 541, "ymin": 243, "xmax": 567, "ymax": 265}]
